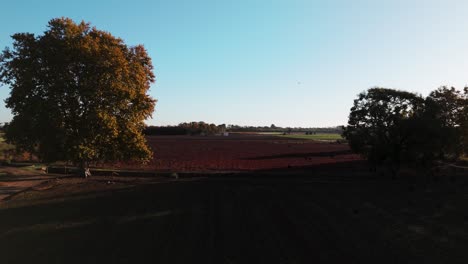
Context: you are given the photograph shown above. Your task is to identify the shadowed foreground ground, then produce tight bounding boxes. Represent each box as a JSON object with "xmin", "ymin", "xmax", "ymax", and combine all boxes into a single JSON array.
[{"xmin": 0, "ymin": 174, "xmax": 467, "ymax": 264}]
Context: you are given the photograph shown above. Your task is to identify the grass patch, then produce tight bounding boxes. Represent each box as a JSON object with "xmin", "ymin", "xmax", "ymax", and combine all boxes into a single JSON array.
[
  {"xmin": 0, "ymin": 132, "xmax": 15, "ymax": 152},
  {"xmin": 254, "ymin": 132, "xmax": 283, "ymax": 135},
  {"xmin": 277, "ymin": 133, "xmax": 343, "ymax": 141}
]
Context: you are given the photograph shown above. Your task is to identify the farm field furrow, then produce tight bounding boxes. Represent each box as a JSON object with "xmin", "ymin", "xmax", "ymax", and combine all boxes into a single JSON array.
[
  {"xmin": 1, "ymin": 176, "xmax": 467, "ymax": 264},
  {"xmin": 116, "ymin": 134, "xmax": 359, "ymax": 172}
]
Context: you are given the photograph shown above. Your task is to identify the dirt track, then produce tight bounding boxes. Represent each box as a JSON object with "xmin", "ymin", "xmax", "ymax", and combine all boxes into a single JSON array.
[
  {"xmin": 0, "ymin": 167, "xmax": 58, "ymax": 200},
  {"xmin": 0, "ymin": 174, "xmax": 466, "ymax": 264}
]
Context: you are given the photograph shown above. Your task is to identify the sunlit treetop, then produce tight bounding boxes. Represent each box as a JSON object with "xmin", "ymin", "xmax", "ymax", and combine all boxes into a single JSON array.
[{"xmin": 0, "ymin": 17, "xmax": 156, "ymax": 166}]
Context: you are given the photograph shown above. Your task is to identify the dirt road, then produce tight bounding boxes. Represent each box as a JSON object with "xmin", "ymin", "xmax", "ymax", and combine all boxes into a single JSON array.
[{"xmin": 0, "ymin": 167, "xmax": 60, "ymax": 200}]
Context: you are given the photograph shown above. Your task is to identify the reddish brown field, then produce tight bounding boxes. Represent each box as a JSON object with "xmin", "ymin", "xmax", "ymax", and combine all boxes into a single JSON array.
[{"xmin": 118, "ymin": 134, "xmax": 361, "ymax": 172}]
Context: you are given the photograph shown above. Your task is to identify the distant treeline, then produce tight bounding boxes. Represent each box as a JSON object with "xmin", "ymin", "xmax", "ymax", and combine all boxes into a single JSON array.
[
  {"xmin": 144, "ymin": 122, "xmax": 226, "ymax": 135},
  {"xmin": 226, "ymin": 125, "xmax": 342, "ymax": 134},
  {"xmin": 144, "ymin": 122, "xmax": 342, "ymax": 135}
]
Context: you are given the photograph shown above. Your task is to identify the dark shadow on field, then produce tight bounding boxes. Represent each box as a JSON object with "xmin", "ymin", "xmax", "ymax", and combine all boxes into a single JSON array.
[
  {"xmin": 0, "ymin": 180, "xmax": 221, "ymax": 264},
  {"xmin": 0, "ymin": 175, "xmax": 57, "ymax": 182},
  {"xmin": 43, "ymin": 160, "xmax": 372, "ymax": 179},
  {"xmin": 0, "ymin": 183, "xmax": 177, "ymax": 227},
  {"xmin": 263, "ymin": 159, "xmax": 368, "ymax": 172},
  {"xmin": 1, "ymin": 166, "xmax": 467, "ymax": 264},
  {"xmin": 208, "ymin": 160, "xmax": 374, "ymax": 180},
  {"xmin": 0, "ymin": 186, "xmax": 25, "ymax": 194},
  {"xmin": 2, "ymin": 149, "xmax": 468, "ymax": 263},
  {"xmin": 243, "ymin": 149, "xmax": 353, "ymax": 160}
]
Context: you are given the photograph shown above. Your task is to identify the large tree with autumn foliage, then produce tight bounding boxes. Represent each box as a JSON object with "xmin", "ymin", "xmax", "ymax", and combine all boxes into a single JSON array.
[{"xmin": 0, "ymin": 18, "xmax": 156, "ymax": 176}]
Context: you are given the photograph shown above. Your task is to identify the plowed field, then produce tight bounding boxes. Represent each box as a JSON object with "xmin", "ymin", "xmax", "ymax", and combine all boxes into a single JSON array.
[{"xmin": 119, "ymin": 134, "xmax": 360, "ymax": 171}]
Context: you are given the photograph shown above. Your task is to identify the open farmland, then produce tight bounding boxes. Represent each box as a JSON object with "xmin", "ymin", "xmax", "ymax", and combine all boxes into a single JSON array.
[
  {"xmin": 120, "ymin": 134, "xmax": 359, "ymax": 172},
  {"xmin": 1, "ymin": 134, "xmax": 468, "ymax": 263},
  {"xmin": 1, "ymin": 170, "xmax": 468, "ymax": 264},
  {"xmin": 278, "ymin": 133, "xmax": 343, "ymax": 141}
]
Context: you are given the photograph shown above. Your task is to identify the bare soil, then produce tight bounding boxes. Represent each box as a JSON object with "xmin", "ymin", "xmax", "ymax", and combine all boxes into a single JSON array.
[
  {"xmin": 0, "ymin": 166, "xmax": 467, "ymax": 263},
  {"xmin": 0, "ymin": 135, "xmax": 466, "ymax": 263},
  {"xmin": 116, "ymin": 134, "xmax": 360, "ymax": 171},
  {"xmin": 0, "ymin": 167, "xmax": 58, "ymax": 200}
]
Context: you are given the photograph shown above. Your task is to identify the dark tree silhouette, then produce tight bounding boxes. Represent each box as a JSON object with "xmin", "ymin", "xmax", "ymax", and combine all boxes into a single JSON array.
[
  {"xmin": 343, "ymin": 88, "xmax": 425, "ymax": 174},
  {"xmin": 423, "ymin": 87, "xmax": 466, "ymax": 159},
  {"xmin": 344, "ymin": 87, "xmax": 468, "ymax": 176}
]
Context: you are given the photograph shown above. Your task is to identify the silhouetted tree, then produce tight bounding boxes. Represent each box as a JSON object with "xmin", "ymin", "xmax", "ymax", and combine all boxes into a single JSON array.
[
  {"xmin": 343, "ymin": 88, "xmax": 425, "ymax": 174},
  {"xmin": 344, "ymin": 86, "xmax": 468, "ymax": 175},
  {"xmin": 461, "ymin": 87, "xmax": 468, "ymax": 154},
  {"xmin": 423, "ymin": 87, "xmax": 466, "ymax": 159}
]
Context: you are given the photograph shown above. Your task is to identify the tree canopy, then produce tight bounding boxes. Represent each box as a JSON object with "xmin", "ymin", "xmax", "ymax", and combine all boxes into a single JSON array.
[
  {"xmin": 343, "ymin": 87, "xmax": 468, "ymax": 171},
  {"xmin": 0, "ymin": 18, "xmax": 156, "ymax": 169}
]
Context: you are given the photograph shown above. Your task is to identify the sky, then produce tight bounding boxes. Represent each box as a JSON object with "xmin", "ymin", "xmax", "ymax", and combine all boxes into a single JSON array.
[{"xmin": 1, "ymin": 0, "xmax": 468, "ymax": 127}]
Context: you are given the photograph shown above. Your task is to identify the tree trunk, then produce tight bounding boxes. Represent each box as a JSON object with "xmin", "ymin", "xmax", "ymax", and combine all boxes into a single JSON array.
[{"xmin": 78, "ymin": 161, "xmax": 91, "ymax": 178}]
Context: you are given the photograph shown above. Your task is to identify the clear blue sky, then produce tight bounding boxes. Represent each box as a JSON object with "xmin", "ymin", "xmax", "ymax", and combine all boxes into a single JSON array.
[{"xmin": 1, "ymin": 0, "xmax": 468, "ymax": 127}]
